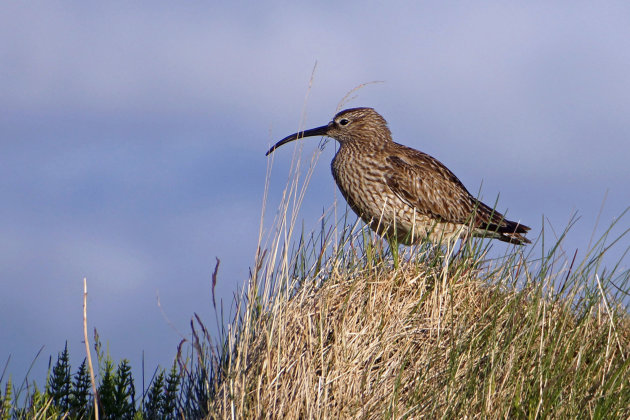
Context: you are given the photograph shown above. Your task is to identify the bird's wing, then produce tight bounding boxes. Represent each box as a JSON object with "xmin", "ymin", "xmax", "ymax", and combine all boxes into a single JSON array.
[{"xmin": 383, "ymin": 148, "xmax": 486, "ymax": 225}]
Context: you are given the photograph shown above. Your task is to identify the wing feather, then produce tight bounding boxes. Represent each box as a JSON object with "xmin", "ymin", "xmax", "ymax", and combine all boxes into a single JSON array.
[
  {"xmin": 382, "ymin": 143, "xmax": 518, "ymax": 232},
  {"xmin": 383, "ymin": 146, "xmax": 478, "ymax": 224}
]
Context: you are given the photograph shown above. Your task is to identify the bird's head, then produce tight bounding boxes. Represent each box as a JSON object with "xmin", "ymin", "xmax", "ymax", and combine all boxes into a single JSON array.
[{"xmin": 265, "ymin": 107, "xmax": 392, "ymax": 156}]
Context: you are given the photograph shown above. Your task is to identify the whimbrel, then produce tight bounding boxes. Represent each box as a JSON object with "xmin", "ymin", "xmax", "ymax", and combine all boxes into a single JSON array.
[{"xmin": 266, "ymin": 107, "xmax": 530, "ymax": 245}]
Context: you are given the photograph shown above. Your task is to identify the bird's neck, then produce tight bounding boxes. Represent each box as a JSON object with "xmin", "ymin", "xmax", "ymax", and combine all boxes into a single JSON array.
[{"xmin": 339, "ymin": 138, "xmax": 390, "ymax": 153}]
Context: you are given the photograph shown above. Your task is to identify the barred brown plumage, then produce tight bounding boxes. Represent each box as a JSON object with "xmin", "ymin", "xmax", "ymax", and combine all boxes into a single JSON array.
[{"xmin": 266, "ymin": 107, "xmax": 530, "ymax": 245}]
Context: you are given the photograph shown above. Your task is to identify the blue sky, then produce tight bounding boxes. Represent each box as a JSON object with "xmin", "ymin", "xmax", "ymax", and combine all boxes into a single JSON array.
[{"xmin": 2, "ymin": 2, "xmax": 629, "ymax": 387}]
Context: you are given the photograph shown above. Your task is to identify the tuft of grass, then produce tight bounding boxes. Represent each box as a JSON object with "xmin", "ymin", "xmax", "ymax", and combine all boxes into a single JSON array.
[
  {"xmin": 199, "ymin": 230, "xmax": 629, "ymax": 418},
  {"xmin": 179, "ymin": 104, "xmax": 630, "ymax": 418}
]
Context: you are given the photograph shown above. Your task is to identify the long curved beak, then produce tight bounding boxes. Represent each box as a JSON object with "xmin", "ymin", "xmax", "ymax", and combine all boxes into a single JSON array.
[{"xmin": 265, "ymin": 124, "xmax": 331, "ymax": 156}]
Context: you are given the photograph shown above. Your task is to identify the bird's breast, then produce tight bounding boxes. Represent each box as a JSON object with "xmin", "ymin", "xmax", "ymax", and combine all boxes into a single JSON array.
[
  {"xmin": 330, "ymin": 145, "xmax": 470, "ymax": 244},
  {"xmin": 331, "ymin": 147, "xmax": 400, "ymax": 221}
]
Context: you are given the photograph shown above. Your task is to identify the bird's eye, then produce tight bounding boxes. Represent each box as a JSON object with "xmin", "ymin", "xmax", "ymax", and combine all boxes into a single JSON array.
[{"xmin": 339, "ymin": 118, "xmax": 350, "ymax": 126}]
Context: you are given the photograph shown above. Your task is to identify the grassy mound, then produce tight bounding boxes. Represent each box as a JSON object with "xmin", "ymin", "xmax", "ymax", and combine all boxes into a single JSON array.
[
  {"xmin": 185, "ymin": 145, "xmax": 630, "ymax": 419},
  {"xmin": 198, "ymin": 233, "xmax": 629, "ymax": 419}
]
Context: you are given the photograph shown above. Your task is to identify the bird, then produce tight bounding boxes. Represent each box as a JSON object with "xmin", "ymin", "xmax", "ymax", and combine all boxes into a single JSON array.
[{"xmin": 265, "ymin": 107, "xmax": 530, "ymax": 245}]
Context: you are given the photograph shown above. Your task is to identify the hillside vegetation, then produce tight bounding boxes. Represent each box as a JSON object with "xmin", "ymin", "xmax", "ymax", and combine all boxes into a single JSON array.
[
  {"xmin": 201, "ymin": 228, "xmax": 629, "ymax": 419},
  {"xmin": 194, "ymin": 152, "xmax": 630, "ymax": 419}
]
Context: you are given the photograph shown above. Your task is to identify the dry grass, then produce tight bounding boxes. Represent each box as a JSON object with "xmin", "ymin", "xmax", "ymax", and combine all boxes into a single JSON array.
[{"xmin": 203, "ymin": 241, "xmax": 629, "ymax": 419}]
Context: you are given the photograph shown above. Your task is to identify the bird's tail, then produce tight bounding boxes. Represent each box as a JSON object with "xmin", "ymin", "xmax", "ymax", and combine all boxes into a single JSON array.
[
  {"xmin": 494, "ymin": 219, "xmax": 531, "ymax": 245},
  {"xmin": 473, "ymin": 201, "xmax": 531, "ymax": 245}
]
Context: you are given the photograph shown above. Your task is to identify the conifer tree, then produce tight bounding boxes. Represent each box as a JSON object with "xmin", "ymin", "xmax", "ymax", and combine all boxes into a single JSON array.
[
  {"xmin": 144, "ymin": 369, "xmax": 164, "ymax": 419},
  {"xmin": 47, "ymin": 342, "xmax": 71, "ymax": 413},
  {"xmin": 98, "ymin": 358, "xmax": 116, "ymax": 418},
  {"xmin": 70, "ymin": 358, "xmax": 92, "ymax": 418},
  {"xmin": 163, "ymin": 362, "xmax": 180, "ymax": 418},
  {"xmin": 113, "ymin": 360, "xmax": 135, "ymax": 419},
  {"xmin": 0, "ymin": 379, "xmax": 13, "ymax": 420}
]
